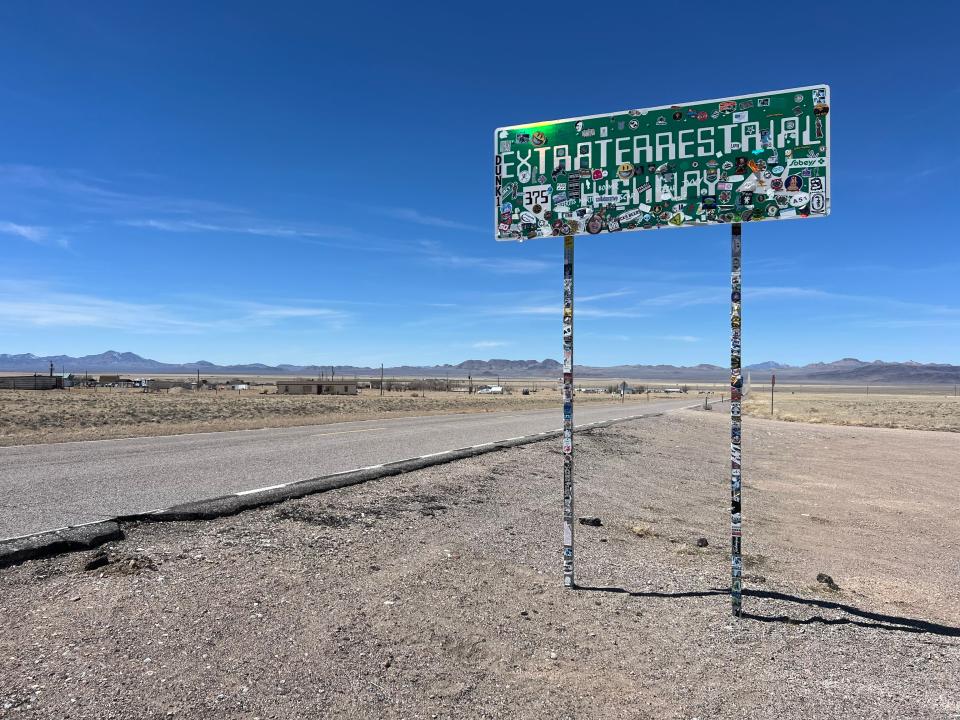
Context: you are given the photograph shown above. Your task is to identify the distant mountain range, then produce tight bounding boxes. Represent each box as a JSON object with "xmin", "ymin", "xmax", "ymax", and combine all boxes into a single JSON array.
[{"xmin": 1, "ymin": 351, "xmax": 958, "ymax": 384}]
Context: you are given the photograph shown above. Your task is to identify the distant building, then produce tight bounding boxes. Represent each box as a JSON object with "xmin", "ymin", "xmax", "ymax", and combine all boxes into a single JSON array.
[
  {"xmin": 0, "ymin": 375, "xmax": 63, "ymax": 390},
  {"xmin": 276, "ymin": 380, "xmax": 358, "ymax": 395}
]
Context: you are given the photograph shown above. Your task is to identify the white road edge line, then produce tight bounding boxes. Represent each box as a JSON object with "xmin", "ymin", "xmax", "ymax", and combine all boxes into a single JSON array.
[{"xmin": 235, "ymin": 483, "xmax": 289, "ymax": 496}]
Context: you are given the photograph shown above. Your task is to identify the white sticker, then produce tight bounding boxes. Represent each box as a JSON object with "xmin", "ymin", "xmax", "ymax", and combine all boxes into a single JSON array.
[
  {"xmin": 809, "ymin": 176, "xmax": 824, "ymax": 192},
  {"xmin": 618, "ymin": 208, "xmax": 644, "ymax": 223},
  {"xmin": 810, "ymin": 192, "xmax": 826, "ymax": 213},
  {"xmin": 732, "ymin": 111, "xmax": 748, "ymax": 123},
  {"xmin": 522, "ymin": 185, "xmax": 551, "ymax": 214},
  {"xmin": 789, "ymin": 193, "xmax": 810, "ymax": 207},
  {"xmin": 786, "ymin": 156, "xmax": 827, "ymax": 169},
  {"xmin": 727, "ymin": 175, "xmax": 744, "ymax": 182}
]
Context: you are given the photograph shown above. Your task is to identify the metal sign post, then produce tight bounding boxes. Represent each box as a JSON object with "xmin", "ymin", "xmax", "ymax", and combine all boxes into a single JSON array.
[
  {"xmin": 730, "ymin": 223, "xmax": 743, "ymax": 616},
  {"xmin": 770, "ymin": 372, "xmax": 776, "ymax": 416},
  {"xmin": 562, "ymin": 235, "xmax": 575, "ymax": 588}
]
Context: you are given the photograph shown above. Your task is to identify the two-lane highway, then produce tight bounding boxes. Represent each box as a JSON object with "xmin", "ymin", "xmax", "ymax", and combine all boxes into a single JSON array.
[{"xmin": 0, "ymin": 398, "xmax": 695, "ymax": 538}]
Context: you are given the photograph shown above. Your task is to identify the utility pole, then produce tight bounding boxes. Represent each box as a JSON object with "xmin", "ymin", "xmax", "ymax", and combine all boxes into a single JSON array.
[
  {"xmin": 770, "ymin": 373, "xmax": 775, "ymax": 416},
  {"xmin": 380, "ymin": 364, "xmax": 384, "ymax": 396}
]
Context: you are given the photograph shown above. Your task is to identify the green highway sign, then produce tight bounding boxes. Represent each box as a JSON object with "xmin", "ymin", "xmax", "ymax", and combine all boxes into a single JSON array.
[{"xmin": 494, "ymin": 85, "xmax": 830, "ymax": 241}]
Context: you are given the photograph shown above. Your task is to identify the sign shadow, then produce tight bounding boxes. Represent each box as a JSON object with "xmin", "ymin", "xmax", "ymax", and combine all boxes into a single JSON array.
[{"xmin": 575, "ymin": 585, "xmax": 960, "ymax": 637}]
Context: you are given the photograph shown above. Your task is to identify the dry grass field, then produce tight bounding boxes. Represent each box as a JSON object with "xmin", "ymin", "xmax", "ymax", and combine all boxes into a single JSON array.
[
  {"xmin": 743, "ymin": 391, "xmax": 960, "ymax": 432},
  {"xmin": 0, "ymin": 387, "xmax": 657, "ymax": 447}
]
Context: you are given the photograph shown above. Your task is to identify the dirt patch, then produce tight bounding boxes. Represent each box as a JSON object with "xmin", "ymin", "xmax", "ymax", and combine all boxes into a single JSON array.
[
  {"xmin": 743, "ymin": 391, "xmax": 960, "ymax": 432},
  {"xmin": 0, "ymin": 411, "xmax": 957, "ymax": 718}
]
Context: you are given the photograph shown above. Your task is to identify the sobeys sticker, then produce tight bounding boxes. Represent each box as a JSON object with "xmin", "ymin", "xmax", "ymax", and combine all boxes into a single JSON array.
[{"xmin": 786, "ymin": 156, "xmax": 827, "ymax": 169}]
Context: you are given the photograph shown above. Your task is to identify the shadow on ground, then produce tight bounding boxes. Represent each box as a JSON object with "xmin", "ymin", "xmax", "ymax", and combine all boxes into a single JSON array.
[{"xmin": 576, "ymin": 585, "xmax": 960, "ymax": 637}]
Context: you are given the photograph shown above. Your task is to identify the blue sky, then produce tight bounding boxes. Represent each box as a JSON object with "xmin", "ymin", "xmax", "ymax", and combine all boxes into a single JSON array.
[{"xmin": 1, "ymin": 1, "xmax": 957, "ymax": 367}]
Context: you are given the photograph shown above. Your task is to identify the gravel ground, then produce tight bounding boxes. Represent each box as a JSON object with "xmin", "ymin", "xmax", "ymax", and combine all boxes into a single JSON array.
[{"xmin": 1, "ymin": 410, "xmax": 958, "ymax": 719}]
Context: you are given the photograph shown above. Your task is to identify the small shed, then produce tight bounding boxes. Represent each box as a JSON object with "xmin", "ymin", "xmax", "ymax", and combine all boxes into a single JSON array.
[
  {"xmin": 276, "ymin": 380, "xmax": 358, "ymax": 395},
  {"xmin": 0, "ymin": 375, "xmax": 63, "ymax": 390}
]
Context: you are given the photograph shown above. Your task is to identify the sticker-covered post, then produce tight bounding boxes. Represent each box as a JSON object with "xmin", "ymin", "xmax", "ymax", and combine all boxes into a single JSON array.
[
  {"xmin": 562, "ymin": 235, "xmax": 575, "ymax": 588},
  {"xmin": 730, "ymin": 222, "xmax": 743, "ymax": 616}
]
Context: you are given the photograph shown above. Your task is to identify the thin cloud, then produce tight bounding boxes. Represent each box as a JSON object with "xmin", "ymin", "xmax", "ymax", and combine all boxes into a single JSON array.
[
  {"xmin": 0, "ymin": 164, "xmax": 241, "ymax": 216},
  {"xmin": 121, "ymin": 218, "xmax": 365, "ymax": 242},
  {"xmin": 662, "ymin": 335, "xmax": 700, "ymax": 343},
  {"xmin": 747, "ymin": 286, "xmax": 960, "ymax": 316},
  {"xmin": 507, "ymin": 304, "xmax": 648, "ymax": 318},
  {"xmin": 427, "ymin": 254, "xmax": 552, "ymax": 275},
  {"xmin": 640, "ymin": 288, "xmax": 725, "ymax": 307},
  {"xmin": 0, "ymin": 221, "xmax": 48, "ymax": 243},
  {"xmin": 472, "ymin": 340, "xmax": 509, "ymax": 348},
  {"xmin": 371, "ymin": 206, "xmax": 484, "ymax": 233},
  {"xmin": 580, "ymin": 289, "xmax": 635, "ymax": 303},
  {"xmin": 0, "ymin": 280, "xmax": 350, "ymax": 334}
]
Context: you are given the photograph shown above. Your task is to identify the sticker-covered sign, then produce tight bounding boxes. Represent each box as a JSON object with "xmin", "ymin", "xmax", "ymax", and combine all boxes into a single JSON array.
[{"xmin": 494, "ymin": 85, "xmax": 830, "ymax": 241}]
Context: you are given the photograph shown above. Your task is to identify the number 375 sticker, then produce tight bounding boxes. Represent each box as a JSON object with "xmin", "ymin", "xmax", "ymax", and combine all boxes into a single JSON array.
[{"xmin": 522, "ymin": 185, "xmax": 551, "ymax": 214}]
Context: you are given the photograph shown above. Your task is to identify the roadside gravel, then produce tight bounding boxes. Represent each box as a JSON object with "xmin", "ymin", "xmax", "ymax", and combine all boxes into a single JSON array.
[{"xmin": 1, "ymin": 409, "xmax": 957, "ymax": 719}]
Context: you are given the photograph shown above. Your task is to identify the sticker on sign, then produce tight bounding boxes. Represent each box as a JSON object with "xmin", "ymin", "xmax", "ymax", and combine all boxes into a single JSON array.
[
  {"xmin": 495, "ymin": 85, "xmax": 830, "ymax": 241},
  {"xmin": 786, "ymin": 156, "xmax": 827, "ymax": 169}
]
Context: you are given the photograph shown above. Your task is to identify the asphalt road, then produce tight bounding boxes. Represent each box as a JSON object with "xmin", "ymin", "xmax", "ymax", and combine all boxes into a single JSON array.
[{"xmin": 0, "ymin": 398, "xmax": 696, "ymax": 539}]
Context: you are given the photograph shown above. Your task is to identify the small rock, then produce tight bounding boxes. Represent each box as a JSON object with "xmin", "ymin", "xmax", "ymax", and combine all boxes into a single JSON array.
[
  {"xmin": 549, "ymin": 651, "xmax": 557, "ymax": 660},
  {"xmin": 83, "ymin": 552, "xmax": 110, "ymax": 572},
  {"xmin": 696, "ymin": 537, "xmax": 709, "ymax": 547},
  {"xmin": 816, "ymin": 573, "xmax": 840, "ymax": 591},
  {"xmin": 578, "ymin": 516, "xmax": 602, "ymax": 527}
]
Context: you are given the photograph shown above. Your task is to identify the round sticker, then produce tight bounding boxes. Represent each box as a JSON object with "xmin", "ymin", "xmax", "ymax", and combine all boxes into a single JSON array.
[
  {"xmin": 784, "ymin": 175, "xmax": 803, "ymax": 192},
  {"xmin": 531, "ymin": 131, "xmax": 547, "ymax": 147},
  {"xmin": 586, "ymin": 215, "xmax": 603, "ymax": 234},
  {"xmin": 771, "ymin": 178, "xmax": 783, "ymax": 191},
  {"xmin": 617, "ymin": 162, "xmax": 635, "ymax": 180},
  {"xmin": 628, "ymin": 119, "xmax": 639, "ymax": 130},
  {"xmin": 518, "ymin": 169, "xmax": 531, "ymax": 183}
]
